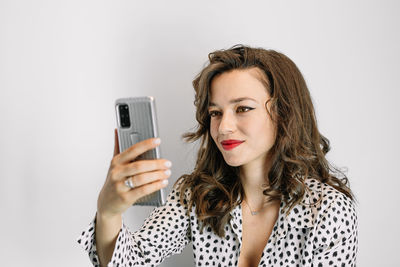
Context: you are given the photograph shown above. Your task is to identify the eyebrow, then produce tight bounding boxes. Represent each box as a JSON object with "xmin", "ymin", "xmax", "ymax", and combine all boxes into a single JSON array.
[{"xmin": 209, "ymin": 97, "xmax": 258, "ymax": 107}]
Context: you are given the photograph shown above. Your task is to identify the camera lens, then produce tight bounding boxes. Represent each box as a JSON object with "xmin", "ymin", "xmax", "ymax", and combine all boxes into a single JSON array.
[{"xmin": 119, "ymin": 104, "xmax": 130, "ymax": 128}]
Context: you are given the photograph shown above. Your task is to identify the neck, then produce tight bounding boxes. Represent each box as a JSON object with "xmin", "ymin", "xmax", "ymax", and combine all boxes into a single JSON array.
[{"xmin": 239, "ymin": 158, "xmax": 273, "ymax": 211}]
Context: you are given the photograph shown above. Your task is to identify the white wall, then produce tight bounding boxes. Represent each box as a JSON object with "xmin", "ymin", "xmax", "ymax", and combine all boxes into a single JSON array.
[{"xmin": 1, "ymin": 0, "xmax": 399, "ymax": 266}]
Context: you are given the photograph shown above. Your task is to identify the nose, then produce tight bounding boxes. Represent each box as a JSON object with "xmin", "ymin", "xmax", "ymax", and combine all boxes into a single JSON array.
[{"xmin": 218, "ymin": 111, "xmax": 236, "ymax": 135}]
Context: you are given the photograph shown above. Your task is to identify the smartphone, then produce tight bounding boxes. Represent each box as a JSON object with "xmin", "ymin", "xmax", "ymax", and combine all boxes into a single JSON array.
[{"xmin": 115, "ymin": 96, "xmax": 166, "ymax": 206}]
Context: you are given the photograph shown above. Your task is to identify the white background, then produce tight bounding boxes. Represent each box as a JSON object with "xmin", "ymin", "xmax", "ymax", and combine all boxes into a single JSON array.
[{"xmin": 1, "ymin": 0, "xmax": 399, "ymax": 266}]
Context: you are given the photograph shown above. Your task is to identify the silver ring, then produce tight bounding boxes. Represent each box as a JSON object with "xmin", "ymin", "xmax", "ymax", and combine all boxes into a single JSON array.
[{"xmin": 124, "ymin": 177, "xmax": 135, "ymax": 189}]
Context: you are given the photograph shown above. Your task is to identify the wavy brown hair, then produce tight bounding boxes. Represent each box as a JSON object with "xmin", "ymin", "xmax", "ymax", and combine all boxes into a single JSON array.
[{"xmin": 175, "ymin": 45, "xmax": 354, "ymax": 237}]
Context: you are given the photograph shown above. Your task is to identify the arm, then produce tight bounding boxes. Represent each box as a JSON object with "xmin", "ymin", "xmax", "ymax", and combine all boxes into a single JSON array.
[
  {"xmin": 78, "ymin": 130, "xmax": 172, "ymax": 267},
  {"xmin": 95, "ymin": 213, "xmax": 122, "ymax": 267},
  {"xmin": 78, "ymin": 180, "xmax": 191, "ymax": 267},
  {"xmin": 78, "ymin": 215, "xmax": 121, "ymax": 267},
  {"xmin": 312, "ymin": 193, "xmax": 358, "ymax": 266}
]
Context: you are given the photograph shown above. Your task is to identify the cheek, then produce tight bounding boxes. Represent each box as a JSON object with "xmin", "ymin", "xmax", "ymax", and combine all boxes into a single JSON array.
[
  {"xmin": 241, "ymin": 116, "xmax": 275, "ymax": 140},
  {"xmin": 209, "ymin": 120, "xmax": 219, "ymax": 142},
  {"xmin": 240, "ymin": 117, "xmax": 262, "ymax": 134}
]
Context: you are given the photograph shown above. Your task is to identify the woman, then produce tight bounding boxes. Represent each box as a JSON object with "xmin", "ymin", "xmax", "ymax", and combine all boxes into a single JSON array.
[{"xmin": 78, "ymin": 45, "xmax": 358, "ymax": 267}]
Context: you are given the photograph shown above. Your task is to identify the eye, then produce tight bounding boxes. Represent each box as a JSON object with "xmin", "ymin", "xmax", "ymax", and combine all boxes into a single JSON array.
[
  {"xmin": 208, "ymin": 110, "xmax": 222, "ymax": 117},
  {"xmin": 237, "ymin": 106, "xmax": 254, "ymax": 113}
]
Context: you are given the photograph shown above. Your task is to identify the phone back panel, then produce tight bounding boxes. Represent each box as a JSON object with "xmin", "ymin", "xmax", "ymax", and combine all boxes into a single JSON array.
[{"xmin": 115, "ymin": 97, "xmax": 166, "ymax": 206}]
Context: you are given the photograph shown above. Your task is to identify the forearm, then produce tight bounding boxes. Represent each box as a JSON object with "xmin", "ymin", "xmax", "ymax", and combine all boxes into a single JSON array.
[{"xmin": 95, "ymin": 212, "xmax": 122, "ymax": 267}]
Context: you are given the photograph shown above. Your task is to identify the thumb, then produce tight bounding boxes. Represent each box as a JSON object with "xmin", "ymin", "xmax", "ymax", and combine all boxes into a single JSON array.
[{"xmin": 114, "ymin": 129, "xmax": 120, "ymax": 156}]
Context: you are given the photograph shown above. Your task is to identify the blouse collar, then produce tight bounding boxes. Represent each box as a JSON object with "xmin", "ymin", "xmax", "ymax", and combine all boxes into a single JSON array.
[{"xmin": 229, "ymin": 178, "xmax": 329, "ymax": 242}]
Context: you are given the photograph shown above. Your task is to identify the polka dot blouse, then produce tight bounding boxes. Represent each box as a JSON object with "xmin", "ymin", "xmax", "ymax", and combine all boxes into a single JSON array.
[{"xmin": 78, "ymin": 178, "xmax": 358, "ymax": 266}]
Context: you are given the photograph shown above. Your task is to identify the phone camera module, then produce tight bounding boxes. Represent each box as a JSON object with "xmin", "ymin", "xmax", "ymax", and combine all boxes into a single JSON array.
[{"xmin": 119, "ymin": 104, "xmax": 131, "ymax": 128}]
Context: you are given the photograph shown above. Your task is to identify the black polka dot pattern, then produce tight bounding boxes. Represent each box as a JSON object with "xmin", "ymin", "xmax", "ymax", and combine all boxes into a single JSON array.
[{"xmin": 77, "ymin": 178, "xmax": 358, "ymax": 266}]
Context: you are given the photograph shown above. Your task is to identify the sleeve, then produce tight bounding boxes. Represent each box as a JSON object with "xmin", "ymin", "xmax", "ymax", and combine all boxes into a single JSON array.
[
  {"xmin": 77, "ymin": 180, "xmax": 192, "ymax": 267},
  {"xmin": 312, "ymin": 191, "xmax": 358, "ymax": 267}
]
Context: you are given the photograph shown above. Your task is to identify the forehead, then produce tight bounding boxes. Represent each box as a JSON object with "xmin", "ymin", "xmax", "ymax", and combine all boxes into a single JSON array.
[{"xmin": 209, "ymin": 68, "xmax": 270, "ymax": 104}]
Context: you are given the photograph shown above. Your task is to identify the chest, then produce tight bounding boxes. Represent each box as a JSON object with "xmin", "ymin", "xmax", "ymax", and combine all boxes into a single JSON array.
[
  {"xmin": 237, "ymin": 212, "xmax": 278, "ymax": 267},
  {"xmin": 189, "ymin": 204, "xmax": 312, "ymax": 266}
]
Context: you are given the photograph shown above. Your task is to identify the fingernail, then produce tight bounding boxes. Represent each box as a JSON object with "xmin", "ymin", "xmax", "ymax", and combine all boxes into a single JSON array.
[
  {"xmin": 162, "ymin": 179, "xmax": 169, "ymax": 185},
  {"xmin": 153, "ymin": 138, "xmax": 161, "ymax": 144},
  {"xmin": 164, "ymin": 161, "xmax": 172, "ymax": 168},
  {"xmin": 164, "ymin": 169, "xmax": 171, "ymax": 176}
]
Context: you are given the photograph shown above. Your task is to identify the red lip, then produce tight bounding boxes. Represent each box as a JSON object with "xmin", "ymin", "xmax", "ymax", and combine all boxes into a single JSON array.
[{"xmin": 220, "ymin": 139, "xmax": 244, "ymax": 150}]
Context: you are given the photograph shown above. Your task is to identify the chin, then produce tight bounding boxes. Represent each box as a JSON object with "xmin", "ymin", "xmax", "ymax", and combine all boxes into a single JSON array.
[
  {"xmin": 222, "ymin": 156, "xmax": 245, "ymax": 167},
  {"xmin": 225, "ymin": 162, "xmax": 242, "ymax": 167}
]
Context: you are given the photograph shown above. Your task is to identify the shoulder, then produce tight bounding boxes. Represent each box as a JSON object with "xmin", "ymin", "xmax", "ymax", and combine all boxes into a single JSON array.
[{"xmin": 285, "ymin": 178, "xmax": 357, "ymax": 230}]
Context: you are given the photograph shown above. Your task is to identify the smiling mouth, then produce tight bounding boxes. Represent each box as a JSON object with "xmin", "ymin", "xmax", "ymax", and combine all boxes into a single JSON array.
[{"xmin": 220, "ymin": 140, "xmax": 244, "ymax": 151}]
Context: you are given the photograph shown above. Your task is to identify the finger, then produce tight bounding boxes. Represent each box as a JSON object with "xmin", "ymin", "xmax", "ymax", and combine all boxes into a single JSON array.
[
  {"xmin": 127, "ymin": 179, "xmax": 169, "ymax": 203},
  {"xmin": 110, "ymin": 159, "xmax": 171, "ymax": 182},
  {"xmin": 122, "ymin": 169, "xmax": 171, "ymax": 191},
  {"xmin": 114, "ymin": 129, "xmax": 120, "ymax": 156},
  {"xmin": 117, "ymin": 159, "xmax": 171, "ymax": 180},
  {"xmin": 116, "ymin": 138, "xmax": 161, "ymax": 164}
]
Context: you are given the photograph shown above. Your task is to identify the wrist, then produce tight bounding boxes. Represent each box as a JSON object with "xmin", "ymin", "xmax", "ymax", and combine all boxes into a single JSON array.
[{"xmin": 96, "ymin": 211, "xmax": 122, "ymax": 224}]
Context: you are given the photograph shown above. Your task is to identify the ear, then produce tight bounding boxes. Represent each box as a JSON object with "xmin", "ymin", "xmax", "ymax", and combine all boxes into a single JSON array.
[{"xmin": 265, "ymin": 98, "xmax": 275, "ymax": 119}]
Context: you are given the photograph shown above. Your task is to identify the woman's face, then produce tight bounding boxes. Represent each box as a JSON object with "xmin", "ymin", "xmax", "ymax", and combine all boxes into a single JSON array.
[{"xmin": 208, "ymin": 68, "xmax": 277, "ymax": 168}]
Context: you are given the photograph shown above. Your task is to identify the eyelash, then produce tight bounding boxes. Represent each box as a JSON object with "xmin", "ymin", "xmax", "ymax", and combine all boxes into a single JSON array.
[{"xmin": 208, "ymin": 106, "xmax": 254, "ymax": 117}]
